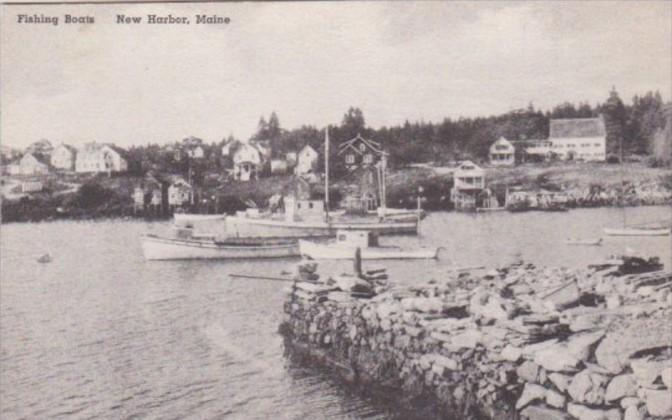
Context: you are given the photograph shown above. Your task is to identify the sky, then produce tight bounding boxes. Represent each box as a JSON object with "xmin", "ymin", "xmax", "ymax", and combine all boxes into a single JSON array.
[{"xmin": 1, "ymin": 1, "xmax": 671, "ymax": 149}]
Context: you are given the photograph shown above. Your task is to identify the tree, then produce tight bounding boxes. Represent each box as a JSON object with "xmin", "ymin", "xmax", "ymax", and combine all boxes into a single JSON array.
[
  {"xmin": 603, "ymin": 87, "xmax": 627, "ymax": 161},
  {"xmin": 341, "ymin": 107, "xmax": 367, "ymax": 139}
]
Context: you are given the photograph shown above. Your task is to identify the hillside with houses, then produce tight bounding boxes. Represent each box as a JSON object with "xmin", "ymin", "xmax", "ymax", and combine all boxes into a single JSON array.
[{"xmin": 1, "ymin": 88, "xmax": 670, "ymax": 223}]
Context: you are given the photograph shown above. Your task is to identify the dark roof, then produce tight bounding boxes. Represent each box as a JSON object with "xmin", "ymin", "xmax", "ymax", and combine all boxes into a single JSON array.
[
  {"xmin": 338, "ymin": 134, "xmax": 383, "ymax": 155},
  {"xmin": 549, "ymin": 117, "xmax": 606, "ymax": 139}
]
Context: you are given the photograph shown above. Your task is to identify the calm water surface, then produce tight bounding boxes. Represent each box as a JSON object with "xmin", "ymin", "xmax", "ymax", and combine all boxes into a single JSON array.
[{"xmin": 1, "ymin": 207, "xmax": 670, "ymax": 419}]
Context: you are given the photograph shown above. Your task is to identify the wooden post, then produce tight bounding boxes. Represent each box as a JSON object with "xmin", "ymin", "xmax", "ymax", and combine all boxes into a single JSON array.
[{"xmin": 354, "ymin": 247, "xmax": 362, "ymax": 277}]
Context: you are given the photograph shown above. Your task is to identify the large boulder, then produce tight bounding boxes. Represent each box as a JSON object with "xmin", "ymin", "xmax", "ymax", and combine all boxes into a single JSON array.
[
  {"xmin": 645, "ymin": 389, "xmax": 672, "ymax": 417},
  {"xmin": 520, "ymin": 405, "xmax": 572, "ymax": 420},
  {"xmin": 568, "ymin": 370, "xmax": 608, "ymax": 405},
  {"xmin": 534, "ymin": 344, "xmax": 581, "ymax": 373},
  {"xmin": 516, "ymin": 383, "xmax": 547, "ymax": 409},
  {"xmin": 594, "ymin": 318, "xmax": 672, "ymax": 374},
  {"xmin": 605, "ymin": 374, "xmax": 639, "ymax": 402},
  {"xmin": 567, "ymin": 404, "xmax": 621, "ymax": 420}
]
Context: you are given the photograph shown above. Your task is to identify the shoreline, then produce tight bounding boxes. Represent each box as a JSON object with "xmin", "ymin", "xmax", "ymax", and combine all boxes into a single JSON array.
[{"xmin": 280, "ymin": 259, "xmax": 672, "ymax": 420}]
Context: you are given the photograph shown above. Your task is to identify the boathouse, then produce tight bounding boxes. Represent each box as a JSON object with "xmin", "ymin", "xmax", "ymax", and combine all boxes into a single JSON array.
[{"xmin": 450, "ymin": 160, "xmax": 485, "ymax": 210}]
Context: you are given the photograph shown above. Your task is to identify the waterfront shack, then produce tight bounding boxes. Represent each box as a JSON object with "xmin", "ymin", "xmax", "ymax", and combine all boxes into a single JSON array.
[{"xmin": 450, "ymin": 160, "xmax": 485, "ymax": 210}]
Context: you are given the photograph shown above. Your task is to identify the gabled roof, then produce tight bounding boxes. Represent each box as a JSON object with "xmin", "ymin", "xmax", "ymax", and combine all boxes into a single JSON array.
[
  {"xmin": 55, "ymin": 143, "xmax": 77, "ymax": 154},
  {"xmin": 337, "ymin": 134, "xmax": 383, "ymax": 155},
  {"xmin": 299, "ymin": 144, "xmax": 318, "ymax": 156},
  {"xmin": 549, "ymin": 117, "xmax": 606, "ymax": 139},
  {"xmin": 22, "ymin": 152, "xmax": 51, "ymax": 166}
]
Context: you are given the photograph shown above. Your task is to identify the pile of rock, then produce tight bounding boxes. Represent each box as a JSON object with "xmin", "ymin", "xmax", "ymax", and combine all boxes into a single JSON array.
[{"xmin": 280, "ymin": 260, "xmax": 672, "ymax": 420}]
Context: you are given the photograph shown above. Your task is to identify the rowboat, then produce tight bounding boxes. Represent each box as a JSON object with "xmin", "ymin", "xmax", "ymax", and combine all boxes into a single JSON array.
[
  {"xmin": 299, "ymin": 230, "xmax": 440, "ymax": 260},
  {"xmin": 564, "ymin": 238, "xmax": 603, "ymax": 246},
  {"xmin": 140, "ymin": 233, "xmax": 299, "ymax": 260},
  {"xmin": 173, "ymin": 213, "xmax": 227, "ymax": 223},
  {"xmin": 603, "ymin": 227, "xmax": 670, "ymax": 237}
]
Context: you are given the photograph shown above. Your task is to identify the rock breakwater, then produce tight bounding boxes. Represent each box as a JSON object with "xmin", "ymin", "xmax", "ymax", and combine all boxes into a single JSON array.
[{"xmin": 280, "ymin": 258, "xmax": 672, "ymax": 420}]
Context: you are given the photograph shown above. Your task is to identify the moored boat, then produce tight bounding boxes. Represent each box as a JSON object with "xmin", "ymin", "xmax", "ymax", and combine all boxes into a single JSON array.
[
  {"xmin": 173, "ymin": 213, "xmax": 227, "ymax": 223},
  {"xmin": 299, "ymin": 230, "xmax": 439, "ymax": 260},
  {"xmin": 140, "ymin": 231, "xmax": 299, "ymax": 260},
  {"xmin": 603, "ymin": 227, "xmax": 670, "ymax": 237},
  {"xmin": 564, "ymin": 238, "xmax": 603, "ymax": 246},
  {"xmin": 226, "ymin": 211, "xmax": 418, "ymax": 238}
]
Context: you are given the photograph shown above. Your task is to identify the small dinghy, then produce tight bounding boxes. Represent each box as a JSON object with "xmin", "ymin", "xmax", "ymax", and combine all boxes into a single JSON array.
[
  {"xmin": 37, "ymin": 253, "xmax": 52, "ymax": 263},
  {"xmin": 565, "ymin": 238, "xmax": 603, "ymax": 246},
  {"xmin": 299, "ymin": 230, "xmax": 440, "ymax": 260},
  {"xmin": 603, "ymin": 227, "xmax": 670, "ymax": 237}
]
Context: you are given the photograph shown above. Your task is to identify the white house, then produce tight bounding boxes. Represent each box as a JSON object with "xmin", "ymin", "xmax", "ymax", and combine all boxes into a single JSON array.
[
  {"xmin": 295, "ymin": 145, "xmax": 319, "ymax": 175},
  {"xmin": 50, "ymin": 144, "xmax": 77, "ymax": 171},
  {"xmin": 549, "ymin": 116, "xmax": 607, "ymax": 162},
  {"xmin": 187, "ymin": 145, "xmax": 205, "ymax": 159},
  {"xmin": 75, "ymin": 143, "xmax": 128, "ymax": 173},
  {"xmin": 233, "ymin": 143, "xmax": 263, "ymax": 181},
  {"xmin": 488, "ymin": 137, "xmax": 515, "ymax": 166},
  {"xmin": 168, "ymin": 178, "xmax": 193, "ymax": 207},
  {"xmin": 19, "ymin": 153, "xmax": 50, "ymax": 175}
]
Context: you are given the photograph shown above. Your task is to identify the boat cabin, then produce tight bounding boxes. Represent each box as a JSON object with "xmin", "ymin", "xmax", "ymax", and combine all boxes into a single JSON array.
[
  {"xmin": 284, "ymin": 196, "xmax": 325, "ymax": 221},
  {"xmin": 335, "ymin": 230, "xmax": 379, "ymax": 248}
]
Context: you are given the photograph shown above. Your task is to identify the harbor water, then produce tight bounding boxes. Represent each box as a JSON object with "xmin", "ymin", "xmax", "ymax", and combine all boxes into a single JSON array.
[{"xmin": 1, "ymin": 206, "xmax": 670, "ymax": 419}]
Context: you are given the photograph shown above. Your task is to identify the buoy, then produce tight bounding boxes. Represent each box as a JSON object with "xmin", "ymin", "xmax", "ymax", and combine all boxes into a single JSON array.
[{"xmin": 37, "ymin": 253, "xmax": 52, "ymax": 263}]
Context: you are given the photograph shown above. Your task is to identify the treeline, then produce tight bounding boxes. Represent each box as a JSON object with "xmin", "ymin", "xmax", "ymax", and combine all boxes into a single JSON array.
[
  {"xmin": 258, "ymin": 89, "xmax": 668, "ymax": 167},
  {"xmin": 123, "ymin": 89, "xmax": 668, "ymax": 178}
]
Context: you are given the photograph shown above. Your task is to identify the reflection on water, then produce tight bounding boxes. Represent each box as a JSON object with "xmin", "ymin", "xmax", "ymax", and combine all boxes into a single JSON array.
[{"xmin": 0, "ymin": 206, "xmax": 670, "ymax": 419}]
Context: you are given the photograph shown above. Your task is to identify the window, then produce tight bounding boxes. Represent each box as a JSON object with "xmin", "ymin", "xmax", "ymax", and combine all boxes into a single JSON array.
[
  {"xmin": 594, "ymin": 143, "xmax": 601, "ymax": 147},
  {"xmin": 363, "ymin": 154, "xmax": 373, "ymax": 164},
  {"xmin": 359, "ymin": 143, "xmax": 366, "ymax": 152},
  {"xmin": 308, "ymin": 202, "xmax": 313, "ymax": 209},
  {"xmin": 346, "ymin": 154, "xmax": 355, "ymax": 164}
]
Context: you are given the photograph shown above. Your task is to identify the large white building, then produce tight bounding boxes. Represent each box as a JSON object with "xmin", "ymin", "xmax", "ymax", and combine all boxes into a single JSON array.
[
  {"xmin": 549, "ymin": 117, "xmax": 607, "ymax": 162},
  {"xmin": 75, "ymin": 143, "xmax": 128, "ymax": 173}
]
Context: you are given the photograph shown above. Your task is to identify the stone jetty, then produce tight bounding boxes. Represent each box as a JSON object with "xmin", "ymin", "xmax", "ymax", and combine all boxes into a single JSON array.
[{"xmin": 280, "ymin": 257, "xmax": 672, "ymax": 420}]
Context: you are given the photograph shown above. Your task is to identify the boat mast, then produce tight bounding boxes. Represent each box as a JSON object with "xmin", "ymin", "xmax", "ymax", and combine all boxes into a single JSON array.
[
  {"xmin": 619, "ymin": 123, "xmax": 626, "ymax": 227},
  {"xmin": 325, "ymin": 127, "xmax": 330, "ymax": 220}
]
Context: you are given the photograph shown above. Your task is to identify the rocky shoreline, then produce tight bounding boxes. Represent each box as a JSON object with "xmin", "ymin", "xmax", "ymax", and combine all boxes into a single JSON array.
[{"xmin": 280, "ymin": 258, "xmax": 672, "ymax": 420}]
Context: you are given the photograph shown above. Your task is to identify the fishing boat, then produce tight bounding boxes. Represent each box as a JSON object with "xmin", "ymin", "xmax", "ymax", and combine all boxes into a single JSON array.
[
  {"xmin": 37, "ymin": 253, "xmax": 52, "ymax": 263},
  {"xmin": 603, "ymin": 227, "xmax": 670, "ymax": 237},
  {"xmin": 299, "ymin": 230, "xmax": 439, "ymax": 260},
  {"xmin": 140, "ymin": 227, "xmax": 300, "ymax": 260},
  {"xmin": 173, "ymin": 213, "xmax": 227, "ymax": 223},
  {"xmin": 226, "ymin": 210, "xmax": 418, "ymax": 238},
  {"xmin": 564, "ymin": 238, "xmax": 603, "ymax": 246}
]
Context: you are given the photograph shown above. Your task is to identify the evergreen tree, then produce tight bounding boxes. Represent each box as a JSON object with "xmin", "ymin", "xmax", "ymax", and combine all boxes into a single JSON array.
[
  {"xmin": 341, "ymin": 107, "xmax": 367, "ymax": 139},
  {"xmin": 603, "ymin": 87, "xmax": 627, "ymax": 161}
]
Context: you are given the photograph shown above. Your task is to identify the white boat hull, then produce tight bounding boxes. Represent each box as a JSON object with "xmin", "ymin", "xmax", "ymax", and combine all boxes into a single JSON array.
[
  {"xmin": 603, "ymin": 227, "xmax": 670, "ymax": 237},
  {"xmin": 565, "ymin": 238, "xmax": 603, "ymax": 246},
  {"xmin": 141, "ymin": 235, "xmax": 299, "ymax": 260},
  {"xmin": 174, "ymin": 213, "xmax": 227, "ymax": 223},
  {"xmin": 299, "ymin": 240, "xmax": 439, "ymax": 260},
  {"xmin": 226, "ymin": 216, "xmax": 418, "ymax": 238}
]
